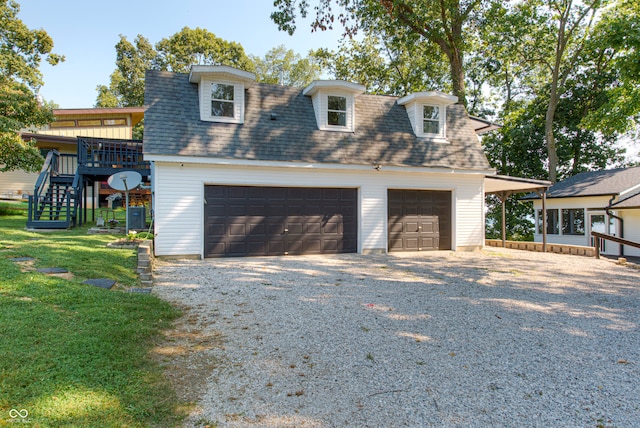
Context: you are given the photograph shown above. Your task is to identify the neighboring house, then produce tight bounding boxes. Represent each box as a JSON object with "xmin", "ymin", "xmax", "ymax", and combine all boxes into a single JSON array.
[
  {"xmin": 143, "ymin": 65, "xmax": 499, "ymax": 258},
  {"xmin": 1, "ymin": 107, "xmax": 144, "ymax": 206},
  {"xmin": 523, "ymin": 166, "xmax": 640, "ymax": 257}
]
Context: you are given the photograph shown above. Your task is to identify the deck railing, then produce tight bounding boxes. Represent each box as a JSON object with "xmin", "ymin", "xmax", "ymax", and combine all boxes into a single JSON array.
[
  {"xmin": 591, "ymin": 232, "xmax": 640, "ymax": 259},
  {"xmin": 77, "ymin": 137, "xmax": 148, "ymax": 169}
]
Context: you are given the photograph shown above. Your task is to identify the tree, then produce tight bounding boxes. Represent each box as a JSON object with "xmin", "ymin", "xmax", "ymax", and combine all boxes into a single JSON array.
[
  {"xmin": 0, "ymin": 0, "xmax": 64, "ymax": 172},
  {"xmin": 250, "ymin": 45, "xmax": 321, "ymax": 87},
  {"xmin": 155, "ymin": 27, "xmax": 254, "ymax": 74},
  {"xmin": 272, "ymin": 0, "xmax": 495, "ymax": 105},
  {"xmin": 96, "ymin": 28, "xmax": 254, "ymax": 109},
  {"xmin": 489, "ymin": 0, "xmax": 606, "ymax": 182},
  {"xmin": 96, "ymin": 34, "xmax": 156, "ymax": 108},
  {"xmin": 314, "ymin": 27, "xmax": 450, "ymax": 96},
  {"xmin": 581, "ymin": 0, "xmax": 640, "ymax": 135},
  {"xmin": 482, "ymin": 84, "xmax": 627, "ymax": 240}
]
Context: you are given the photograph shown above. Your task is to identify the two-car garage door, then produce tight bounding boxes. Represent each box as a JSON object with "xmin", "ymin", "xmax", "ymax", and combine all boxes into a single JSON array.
[
  {"xmin": 204, "ymin": 185, "xmax": 358, "ymax": 257},
  {"xmin": 204, "ymin": 186, "xmax": 452, "ymax": 257}
]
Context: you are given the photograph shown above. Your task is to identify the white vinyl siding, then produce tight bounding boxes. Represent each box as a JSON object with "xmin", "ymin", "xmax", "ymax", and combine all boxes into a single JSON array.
[
  {"xmin": 621, "ymin": 210, "xmax": 640, "ymax": 257},
  {"xmin": 149, "ymin": 159, "xmax": 486, "ymax": 257}
]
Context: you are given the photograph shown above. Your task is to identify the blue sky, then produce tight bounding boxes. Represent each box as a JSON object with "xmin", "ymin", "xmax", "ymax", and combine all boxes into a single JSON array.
[{"xmin": 19, "ymin": 0, "xmax": 344, "ymax": 108}]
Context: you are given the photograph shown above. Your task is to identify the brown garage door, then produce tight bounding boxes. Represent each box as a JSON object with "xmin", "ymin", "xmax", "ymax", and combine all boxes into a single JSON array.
[
  {"xmin": 205, "ymin": 185, "xmax": 358, "ymax": 257},
  {"xmin": 388, "ymin": 189, "xmax": 451, "ymax": 251}
]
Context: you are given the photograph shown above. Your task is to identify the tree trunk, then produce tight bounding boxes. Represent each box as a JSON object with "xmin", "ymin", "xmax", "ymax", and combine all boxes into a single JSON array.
[
  {"xmin": 449, "ymin": 50, "xmax": 466, "ymax": 105},
  {"xmin": 545, "ymin": 92, "xmax": 559, "ymax": 183}
]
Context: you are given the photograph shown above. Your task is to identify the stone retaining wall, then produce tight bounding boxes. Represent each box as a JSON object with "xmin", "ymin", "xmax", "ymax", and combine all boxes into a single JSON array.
[
  {"xmin": 485, "ymin": 239, "xmax": 595, "ymax": 257},
  {"xmin": 137, "ymin": 240, "xmax": 153, "ymax": 287}
]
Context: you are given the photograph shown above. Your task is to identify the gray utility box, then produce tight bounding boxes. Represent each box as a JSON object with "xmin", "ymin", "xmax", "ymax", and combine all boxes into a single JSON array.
[{"xmin": 127, "ymin": 206, "xmax": 146, "ymax": 230}]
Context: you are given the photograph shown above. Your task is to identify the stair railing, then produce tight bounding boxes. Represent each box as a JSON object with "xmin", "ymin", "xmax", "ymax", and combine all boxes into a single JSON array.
[{"xmin": 28, "ymin": 150, "xmax": 59, "ymax": 221}]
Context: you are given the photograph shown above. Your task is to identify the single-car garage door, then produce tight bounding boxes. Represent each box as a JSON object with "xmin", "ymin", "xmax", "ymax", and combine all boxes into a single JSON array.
[
  {"xmin": 388, "ymin": 189, "xmax": 452, "ymax": 251},
  {"xmin": 205, "ymin": 185, "xmax": 358, "ymax": 257}
]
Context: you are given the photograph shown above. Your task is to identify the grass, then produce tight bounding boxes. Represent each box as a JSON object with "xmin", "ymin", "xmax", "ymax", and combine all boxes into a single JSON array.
[{"xmin": 0, "ymin": 205, "xmax": 182, "ymax": 427}]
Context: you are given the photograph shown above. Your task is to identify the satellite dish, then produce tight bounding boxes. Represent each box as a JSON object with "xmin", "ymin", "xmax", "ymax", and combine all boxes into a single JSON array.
[
  {"xmin": 107, "ymin": 171, "xmax": 143, "ymax": 234},
  {"xmin": 107, "ymin": 171, "xmax": 142, "ymax": 191}
]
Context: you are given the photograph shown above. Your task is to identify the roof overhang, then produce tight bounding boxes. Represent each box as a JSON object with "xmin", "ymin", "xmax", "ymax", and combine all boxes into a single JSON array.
[
  {"xmin": 610, "ymin": 192, "xmax": 640, "ymax": 210},
  {"xmin": 469, "ymin": 116, "xmax": 501, "ymax": 135},
  {"xmin": 21, "ymin": 133, "xmax": 78, "ymax": 145},
  {"xmin": 485, "ymin": 175, "xmax": 552, "ymax": 194},
  {"xmin": 189, "ymin": 65, "xmax": 256, "ymax": 85},
  {"xmin": 53, "ymin": 107, "xmax": 146, "ymax": 127},
  {"xmin": 302, "ymin": 80, "xmax": 366, "ymax": 97},
  {"xmin": 397, "ymin": 91, "xmax": 458, "ymax": 106}
]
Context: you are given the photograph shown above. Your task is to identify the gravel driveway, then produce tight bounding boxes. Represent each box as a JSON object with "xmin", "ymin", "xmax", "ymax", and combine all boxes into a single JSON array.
[{"xmin": 153, "ymin": 248, "xmax": 640, "ymax": 427}]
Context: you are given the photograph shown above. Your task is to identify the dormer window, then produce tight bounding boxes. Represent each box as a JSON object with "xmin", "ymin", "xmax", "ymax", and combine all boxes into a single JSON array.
[
  {"xmin": 398, "ymin": 92, "xmax": 458, "ymax": 142},
  {"xmin": 189, "ymin": 65, "xmax": 256, "ymax": 124},
  {"xmin": 303, "ymin": 80, "xmax": 366, "ymax": 132},
  {"xmin": 211, "ymin": 83, "xmax": 235, "ymax": 118},
  {"xmin": 328, "ymin": 96, "xmax": 347, "ymax": 127},
  {"xmin": 423, "ymin": 105, "xmax": 441, "ymax": 135}
]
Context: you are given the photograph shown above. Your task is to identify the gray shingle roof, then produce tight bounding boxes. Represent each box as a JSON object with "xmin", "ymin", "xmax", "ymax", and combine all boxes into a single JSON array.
[
  {"xmin": 143, "ymin": 69, "xmax": 491, "ymax": 170},
  {"xmin": 611, "ymin": 190, "xmax": 640, "ymax": 209},
  {"xmin": 533, "ymin": 167, "xmax": 640, "ymax": 199}
]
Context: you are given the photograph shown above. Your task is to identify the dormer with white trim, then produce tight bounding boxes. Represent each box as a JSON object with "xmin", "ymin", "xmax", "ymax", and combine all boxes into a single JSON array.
[
  {"xmin": 303, "ymin": 80, "xmax": 366, "ymax": 132},
  {"xmin": 397, "ymin": 92, "xmax": 458, "ymax": 143},
  {"xmin": 189, "ymin": 65, "xmax": 256, "ymax": 124}
]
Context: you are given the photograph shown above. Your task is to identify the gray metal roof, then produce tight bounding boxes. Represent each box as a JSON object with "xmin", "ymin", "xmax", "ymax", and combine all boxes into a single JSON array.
[
  {"xmin": 143, "ymin": 70, "xmax": 492, "ymax": 171},
  {"xmin": 522, "ymin": 166, "xmax": 640, "ymax": 200}
]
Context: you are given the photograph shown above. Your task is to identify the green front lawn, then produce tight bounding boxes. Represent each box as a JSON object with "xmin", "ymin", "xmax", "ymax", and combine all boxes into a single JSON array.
[{"xmin": 0, "ymin": 206, "xmax": 182, "ymax": 427}]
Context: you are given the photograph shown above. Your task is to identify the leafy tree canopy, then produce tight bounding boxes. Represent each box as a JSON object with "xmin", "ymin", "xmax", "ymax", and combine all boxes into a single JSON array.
[
  {"xmin": 155, "ymin": 27, "xmax": 254, "ymax": 74},
  {"xmin": 0, "ymin": 0, "xmax": 64, "ymax": 172},
  {"xmin": 96, "ymin": 30, "xmax": 322, "ymax": 108},
  {"xmin": 272, "ymin": 0, "xmax": 496, "ymax": 106},
  {"xmin": 250, "ymin": 45, "xmax": 321, "ymax": 87}
]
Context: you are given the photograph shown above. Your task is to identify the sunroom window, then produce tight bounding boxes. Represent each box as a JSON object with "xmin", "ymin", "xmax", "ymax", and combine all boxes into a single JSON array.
[
  {"xmin": 562, "ymin": 208, "xmax": 585, "ymax": 235},
  {"xmin": 211, "ymin": 83, "xmax": 235, "ymax": 118},
  {"xmin": 328, "ymin": 95, "xmax": 347, "ymax": 126},
  {"xmin": 537, "ymin": 209, "xmax": 559, "ymax": 235}
]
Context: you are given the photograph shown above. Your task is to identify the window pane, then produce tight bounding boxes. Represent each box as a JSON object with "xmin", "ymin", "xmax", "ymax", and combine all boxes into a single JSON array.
[
  {"xmin": 590, "ymin": 214, "xmax": 605, "ymax": 233},
  {"xmin": 423, "ymin": 120, "xmax": 439, "ymax": 134},
  {"xmin": 77, "ymin": 119, "xmax": 102, "ymax": 127},
  {"xmin": 328, "ymin": 96, "xmax": 346, "ymax": 111},
  {"xmin": 50, "ymin": 120, "xmax": 76, "ymax": 128},
  {"xmin": 609, "ymin": 216, "xmax": 616, "ymax": 236},
  {"xmin": 328, "ymin": 111, "xmax": 346, "ymax": 126},
  {"xmin": 211, "ymin": 100, "xmax": 234, "ymax": 117},
  {"xmin": 104, "ymin": 118, "xmax": 127, "ymax": 126},
  {"xmin": 536, "ymin": 209, "xmax": 543, "ymax": 234},
  {"xmin": 423, "ymin": 105, "xmax": 439, "ymax": 120},
  {"xmin": 211, "ymin": 83, "xmax": 234, "ymax": 101},
  {"xmin": 547, "ymin": 209, "xmax": 559, "ymax": 234},
  {"xmin": 562, "ymin": 208, "xmax": 584, "ymax": 235}
]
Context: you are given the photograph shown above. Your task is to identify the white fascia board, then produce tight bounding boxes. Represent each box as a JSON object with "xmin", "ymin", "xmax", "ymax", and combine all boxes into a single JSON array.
[
  {"xmin": 619, "ymin": 182, "xmax": 640, "ymax": 197},
  {"xmin": 303, "ymin": 80, "xmax": 366, "ymax": 97},
  {"xmin": 397, "ymin": 91, "xmax": 458, "ymax": 106},
  {"xmin": 143, "ymin": 154, "xmax": 494, "ymax": 175},
  {"xmin": 189, "ymin": 65, "xmax": 256, "ymax": 84}
]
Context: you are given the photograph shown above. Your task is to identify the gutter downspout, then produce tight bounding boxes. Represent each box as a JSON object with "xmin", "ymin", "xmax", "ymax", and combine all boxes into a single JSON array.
[{"xmin": 606, "ymin": 195, "xmax": 624, "ymax": 256}]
